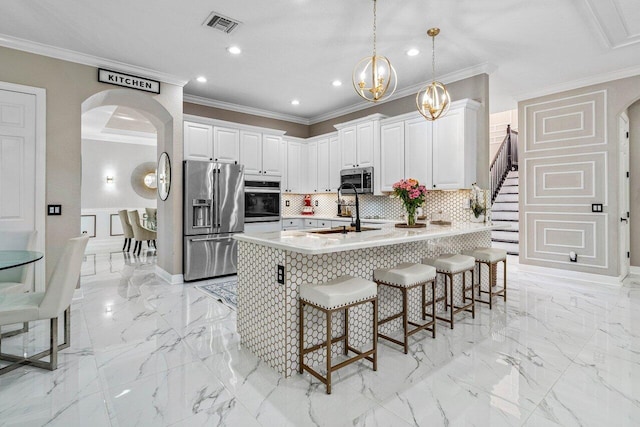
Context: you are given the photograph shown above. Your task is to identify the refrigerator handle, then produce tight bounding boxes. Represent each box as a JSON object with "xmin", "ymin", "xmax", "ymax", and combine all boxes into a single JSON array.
[{"xmin": 215, "ymin": 166, "xmax": 221, "ymax": 231}]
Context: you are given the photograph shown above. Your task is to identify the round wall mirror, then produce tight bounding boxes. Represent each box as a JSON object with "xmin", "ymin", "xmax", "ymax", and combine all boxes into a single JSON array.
[
  {"xmin": 158, "ymin": 152, "xmax": 171, "ymax": 201},
  {"xmin": 130, "ymin": 162, "xmax": 157, "ymax": 199}
]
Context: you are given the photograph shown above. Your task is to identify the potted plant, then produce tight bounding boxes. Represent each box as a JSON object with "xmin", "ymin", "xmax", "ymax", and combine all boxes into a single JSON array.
[
  {"xmin": 470, "ymin": 183, "xmax": 486, "ymax": 222},
  {"xmin": 392, "ymin": 178, "xmax": 428, "ymax": 226}
]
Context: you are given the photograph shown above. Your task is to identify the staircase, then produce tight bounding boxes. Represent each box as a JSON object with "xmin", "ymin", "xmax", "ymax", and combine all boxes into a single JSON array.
[
  {"xmin": 491, "ymin": 170, "xmax": 519, "ymax": 254},
  {"xmin": 489, "ymin": 125, "xmax": 519, "ymax": 255}
]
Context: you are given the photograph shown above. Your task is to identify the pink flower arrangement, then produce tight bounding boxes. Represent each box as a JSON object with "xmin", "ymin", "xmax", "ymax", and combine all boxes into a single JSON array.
[{"xmin": 392, "ymin": 178, "xmax": 428, "ymax": 225}]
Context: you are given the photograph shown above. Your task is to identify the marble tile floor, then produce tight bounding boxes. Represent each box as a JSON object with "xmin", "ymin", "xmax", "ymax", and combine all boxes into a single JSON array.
[{"xmin": 1, "ymin": 250, "xmax": 639, "ymax": 426}]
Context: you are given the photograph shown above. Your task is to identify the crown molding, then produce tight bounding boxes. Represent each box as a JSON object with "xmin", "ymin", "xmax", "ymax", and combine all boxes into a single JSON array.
[
  {"xmin": 183, "ymin": 94, "xmax": 311, "ymax": 126},
  {"xmin": 308, "ymin": 62, "xmax": 496, "ymax": 125},
  {"xmin": 515, "ymin": 63, "xmax": 640, "ymax": 102},
  {"xmin": 0, "ymin": 33, "xmax": 189, "ymax": 87}
]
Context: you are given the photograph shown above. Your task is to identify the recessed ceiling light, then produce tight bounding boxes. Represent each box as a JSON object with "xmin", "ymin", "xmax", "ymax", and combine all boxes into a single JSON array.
[
  {"xmin": 406, "ymin": 48, "xmax": 420, "ymax": 57},
  {"xmin": 291, "ymin": 99, "xmax": 300, "ymax": 105},
  {"xmin": 196, "ymin": 76, "xmax": 207, "ymax": 83},
  {"xmin": 227, "ymin": 46, "xmax": 242, "ymax": 55},
  {"xmin": 332, "ymin": 80, "xmax": 342, "ymax": 87}
]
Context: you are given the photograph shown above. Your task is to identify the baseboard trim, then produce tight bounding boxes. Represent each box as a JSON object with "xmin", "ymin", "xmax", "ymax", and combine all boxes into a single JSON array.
[
  {"xmin": 517, "ymin": 263, "xmax": 623, "ymax": 286},
  {"xmin": 629, "ymin": 266, "xmax": 640, "ymax": 276},
  {"xmin": 155, "ymin": 265, "xmax": 184, "ymax": 285}
]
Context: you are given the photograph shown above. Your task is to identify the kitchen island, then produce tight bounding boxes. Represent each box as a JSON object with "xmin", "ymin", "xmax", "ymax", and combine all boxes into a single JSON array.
[{"xmin": 234, "ymin": 222, "xmax": 503, "ymax": 377}]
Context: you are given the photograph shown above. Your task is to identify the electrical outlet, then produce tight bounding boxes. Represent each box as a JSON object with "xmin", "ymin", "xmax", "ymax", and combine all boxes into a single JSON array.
[
  {"xmin": 314, "ymin": 200, "xmax": 318, "ymax": 206},
  {"xmin": 277, "ymin": 265, "xmax": 285, "ymax": 284},
  {"xmin": 569, "ymin": 251, "xmax": 577, "ymax": 262},
  {"xmin": 285, "ymin": 200, "xmax": 290, "ymax": 207},
  {"xmin": 465, "ymin": 199, "xmax": 471, "ymax": 209}
]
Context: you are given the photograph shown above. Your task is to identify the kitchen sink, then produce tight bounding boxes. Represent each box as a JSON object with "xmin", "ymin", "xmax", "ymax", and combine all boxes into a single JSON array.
[{"xmin": 310, "ymin": 226, "xmax": 380, "ymax": 235}]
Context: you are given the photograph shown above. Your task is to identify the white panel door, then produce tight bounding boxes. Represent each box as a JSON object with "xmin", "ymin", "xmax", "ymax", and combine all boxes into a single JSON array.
[
  {"xmin": 240, "ymin": 130, "xmax": 262, "ymax": 175},
  {"xmin": 405, "ymin": 117, "xmax": 433, "ymax": 189},
  {"xmin": 183, "ymin": 121, "xmax": 213, "ymax": 161},
  {"xmin": 340, "ymin": 126, "xmax": 357, "ymax": 168},
  {"xmin": 317, "ymin": 138, "xmax": 330, "ymax": 192},
  {"xmin": 432, "ymin": 109, "xmax": 464, "ymax": 189},
  {"xmin": 0, "ymin": 89, "xmax": 36, "ymax": 232},
  {"xmin": 356, "ymin": 121, "xmax": 374, "ymax": 167},
  {"xmin": 213, "ymin": 126, "xmax": 240, "ymax": 163},
  {"xmin": 619, "ymin": 113, "xmax": 630, "ymax": 278},
  {"xmin": 328, "ymin": 135, "xmax": 341, "ymax": 192},
  {"xmin": 380, "ymin": 121, "xmax": 404, "ymax": 191},
  {"xmin": 262, "ymin": 134, "xmax": 282, "ymax": 176}
]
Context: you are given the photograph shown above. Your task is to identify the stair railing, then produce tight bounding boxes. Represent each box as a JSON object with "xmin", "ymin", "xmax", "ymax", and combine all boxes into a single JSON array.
[{"xmin": 490, "ymin": 125, "xmax": 518, "ymax": 204}]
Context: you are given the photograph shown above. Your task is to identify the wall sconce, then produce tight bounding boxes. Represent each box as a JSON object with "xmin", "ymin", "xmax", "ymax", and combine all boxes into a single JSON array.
[{"xmin": 106, "ymin": 176, "xmax": 114, "ymax": 184}]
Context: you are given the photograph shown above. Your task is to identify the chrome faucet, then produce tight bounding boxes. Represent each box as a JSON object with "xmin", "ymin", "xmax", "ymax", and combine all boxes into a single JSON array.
[{"xmin": 337, "ymin": 183, "xmax": 361, "ymax": 232}]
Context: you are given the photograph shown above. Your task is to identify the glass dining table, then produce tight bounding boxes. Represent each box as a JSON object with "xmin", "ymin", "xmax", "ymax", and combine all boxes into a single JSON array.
[
  {"xmin": 0, "ymin": 250, "xmax": 44, "ymax": 339},
  {"xmin": 0, "ymin": 250, "xmax": 43, "ymax": 271}
]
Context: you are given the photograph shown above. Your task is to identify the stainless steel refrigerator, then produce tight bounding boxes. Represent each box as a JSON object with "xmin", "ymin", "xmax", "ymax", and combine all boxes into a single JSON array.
[{"xmin": 183, "ymin": 160, "xmax": 244, "ymax": 281}]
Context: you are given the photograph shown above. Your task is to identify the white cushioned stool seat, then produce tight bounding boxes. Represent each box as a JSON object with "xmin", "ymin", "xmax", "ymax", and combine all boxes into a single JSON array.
[
  {"xmin": 463, "ymin": 247, "xmax": 507, "ymax": 263},
  {"xmin": 374, "ymin": 263, "xmax": 436, "ymax": 287},
  {"xmin": 300, "ymin": 276, "xmax": 377, "ymax": 310},
  {"xmin": 422, "ymin": 253, "xmax": 475, "ymax": 273}
]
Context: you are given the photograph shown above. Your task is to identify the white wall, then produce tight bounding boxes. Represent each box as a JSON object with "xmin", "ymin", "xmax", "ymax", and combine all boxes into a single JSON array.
[
  {"xmin": 81, "ymin": 139, "xmax": 157, "ymax": 209},
  {"xmin": 489, "ymin": 109, "xmax": 518, "ymax": 162}
]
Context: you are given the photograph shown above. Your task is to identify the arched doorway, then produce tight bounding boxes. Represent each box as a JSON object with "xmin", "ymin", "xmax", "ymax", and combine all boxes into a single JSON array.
[
  {"xmin": 81, "ymin": 89, "xmax": 174, "ymax": 269},
  {"xmin": 622, "ymin": 98, "xmax": 640, "ymax": 279}
]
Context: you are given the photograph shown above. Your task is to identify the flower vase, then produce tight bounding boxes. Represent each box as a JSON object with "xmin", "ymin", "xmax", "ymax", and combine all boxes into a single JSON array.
[{"xmin": 406, "ymin": 206, "xmax": 416, "ymax": 226}]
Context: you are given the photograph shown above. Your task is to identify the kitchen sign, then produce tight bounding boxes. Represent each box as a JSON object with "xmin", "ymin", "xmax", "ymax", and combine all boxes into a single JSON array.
[{"xmin": 98, "ymin": 69, "xmax": 160, "ymax": 94}]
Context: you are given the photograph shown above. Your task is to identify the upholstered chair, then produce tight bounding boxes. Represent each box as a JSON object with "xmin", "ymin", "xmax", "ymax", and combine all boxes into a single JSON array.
[
  {"xmin": 127, "ymin": 210, "xmax": 157, "ymax": 255},
  {"xmin": 118, "ymin": 210, "xmax": 134, "ymax": 252}
]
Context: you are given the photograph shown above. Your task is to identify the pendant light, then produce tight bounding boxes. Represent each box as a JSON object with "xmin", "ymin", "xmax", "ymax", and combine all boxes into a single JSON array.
[
  {"xmin": 416, "ymin": 28, "xmax": 451, "ymax": 121},
  {"xmin": 352, "ymin": 0, "xmax": 397, "ymax": 103}
]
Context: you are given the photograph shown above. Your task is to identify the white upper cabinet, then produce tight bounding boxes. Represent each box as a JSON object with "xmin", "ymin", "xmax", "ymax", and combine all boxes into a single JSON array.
[
  {"xmin": 262, "ymin": 134, "xmax": 282, "ymax": 176},
  {"xmin": 356, "ymin": 121, "xmax": 374, "ymax": 167},
  {"xmin": 240, "ymin": 130, "xmax": 262, "ymax": 175},
  {"xmin": 184, "ymin": 121, "xmax": 214, "ymax": 161},
  {"xmin": 306, "ymin": 140, "xmax": 319, "ymax": 193},
  {"xmin": 432, "ymin": 99, "xmax": 479, "ymax": 189},
  {"xmin": 285, "ymin": 140, "xmax": 302, "ymax": 193},
  {"xmin": 213, "ymin": 126, "xmax": 240, "ymax": 163},
  {"xmin": 316, "ymin": 137, "xmax": 330, "ymax": 193},
  {"xmin": 328, "ymin": 135, "xmax": 341, "ymax": 192},
  {"xmin": 404, "ymin": 116, "xmax": 432, "ymax": 189},
  {"xmin": 380, "ymin": 121, "xmax": 405, "ymax": 192},
  {"xmin": 340, "ymin": 127, "xmax": 357, "ymax": 169},
  {"xmin": 280, "ymin": 138, "xmax": 288, "ymax": 192}
]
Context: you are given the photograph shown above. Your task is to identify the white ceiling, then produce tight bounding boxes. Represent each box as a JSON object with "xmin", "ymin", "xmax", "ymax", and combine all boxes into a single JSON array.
[
  {"xmin": 2, "ymin": 0, "xmax": 640, "ymax": 122},
  {"xmin": 82, "ymin": 106, "xmax": 156, "ymax": 146}
]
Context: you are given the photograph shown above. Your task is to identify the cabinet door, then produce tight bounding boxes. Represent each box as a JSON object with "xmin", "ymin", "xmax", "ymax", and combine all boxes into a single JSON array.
[
  {"xmin": 239, "ymin": 130, "xmax": 262, "ymax": 175},
  {"xmin": 356, "ymin": 121, "xmax": 374, "ymax": 167},
  {"xmin": 317, "ymin": 138, "xmax": 330, "ymax": 192},
  {"xmin": 262, "ymin": 134, "xmax": 282, "ymax": 176},
  {"xmin": 404, "ymin": 117, "xmax": 433, "ymax": 189},
  {"xmin": 329, "ymin": 136, "xmax": 341, "ymax": 191},
  {"xmin": 306, "ymin": 140, "xmax": 318, "ymax": 193},
  {"xmin": 340, "ymin": 126, "xmax": 357, "ymax": 168},
  {"xmin": 432, "ymin": 109, "xmax": 464, "ymax": 189},
  {"xmin": 380, "ymin": 121, "xmax": 405, "ymax": 191},
  {"xmin": 184, "ymin": 121, "xmax": 213, "ymax": 161},
  {"xmin": 280, "ymin": 139, "xmax": 288, "ymax": 192},
  {"xmin": 287, "ymin": 141, "xmax": 301, "ymax": 193},
  {"xmin": 213, "ymin": 126, "xmax": 240, "ymax": 163}
]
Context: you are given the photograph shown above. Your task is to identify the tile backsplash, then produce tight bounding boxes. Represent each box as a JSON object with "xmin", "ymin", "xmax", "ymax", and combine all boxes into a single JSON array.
[{"xmin": 281, "ymin": 189, "xmax": 491, "ymax": 222}]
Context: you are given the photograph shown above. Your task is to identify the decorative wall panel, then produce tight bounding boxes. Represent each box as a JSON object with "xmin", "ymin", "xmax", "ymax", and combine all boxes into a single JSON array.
[
  {"xmin": 524, "ymin": 91, "xmax": 606, "ymax": 152},
  {"xmin": 525, "ymin": 152, "xmax": 607, "ymax": 205},
  {"xmin": 524, "ymin": 212, "xmax": 608, "ymax": 268}
]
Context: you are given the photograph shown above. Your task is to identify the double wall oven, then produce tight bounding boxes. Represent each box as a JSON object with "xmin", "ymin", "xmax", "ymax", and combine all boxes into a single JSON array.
[{"xmin": 244, "ymin": 180, "xmax": 281, "ymax": 223}]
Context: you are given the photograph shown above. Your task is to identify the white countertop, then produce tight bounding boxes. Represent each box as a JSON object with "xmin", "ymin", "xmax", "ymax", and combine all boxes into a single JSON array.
[
  {"xmin": 282, "ymin": 215, "xmax": 400, "ymax": 224},
  {"xmin": 234, "ymin": 222, "xmax": 505, "ymax": 254}
]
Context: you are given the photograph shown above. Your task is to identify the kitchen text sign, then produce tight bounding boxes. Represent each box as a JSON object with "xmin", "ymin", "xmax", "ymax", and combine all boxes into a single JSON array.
[{"xmin": 98, "ymin": 69, "xmax": 161, "ymax": 94}]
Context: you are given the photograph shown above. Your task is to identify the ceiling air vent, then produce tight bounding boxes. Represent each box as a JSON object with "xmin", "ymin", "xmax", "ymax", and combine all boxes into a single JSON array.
[{"xmin": 203, "ymin": 12, "xmax": 241, "ymax": 34}]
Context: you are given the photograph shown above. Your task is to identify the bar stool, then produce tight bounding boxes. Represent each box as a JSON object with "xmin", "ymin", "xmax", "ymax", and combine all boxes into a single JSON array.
[
  {"xmin": 299, "ymin": 275, "xmax": 378, "ymax": 394},
  {"xmin": 373, "ymin": 263, "xmax": 437, "ymax": 354},
  {"xmin": 422, "ymin": 254, "xmax": 475, "ymax": 329},
  {"xmin": 463, "ymin": 247, "xmax": 507, "ymax": 309}
]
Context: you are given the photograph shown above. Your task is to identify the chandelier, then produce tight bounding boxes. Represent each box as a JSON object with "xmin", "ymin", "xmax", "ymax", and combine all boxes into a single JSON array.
[
  {"xmin": 352, "ymin": 0, "xmax": 397, "ymax": 102},
  {"xmin": 416, "ymin": 28, "xmax": 450, "ymax": 121}
]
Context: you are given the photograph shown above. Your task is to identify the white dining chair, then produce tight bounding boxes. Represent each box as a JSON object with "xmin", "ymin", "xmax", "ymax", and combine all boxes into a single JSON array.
[
  {"xmin": 0, "ymin": 235, "xmax": 89, "ymax": 375},
  {"xmin": 0, "ymin": 230, "xmax": 37, "ymax": 338}
]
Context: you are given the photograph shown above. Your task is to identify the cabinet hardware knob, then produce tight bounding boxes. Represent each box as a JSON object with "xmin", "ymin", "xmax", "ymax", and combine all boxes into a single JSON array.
[{"xmin": 215, "ymin": 158, "xmax": 218, "ymax": 161}]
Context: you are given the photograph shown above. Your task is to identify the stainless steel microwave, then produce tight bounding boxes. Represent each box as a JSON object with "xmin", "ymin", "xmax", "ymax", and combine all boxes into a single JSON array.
[{"xmin": 340, "ymin": 167, "xmax": 373, "ymax": 194}]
